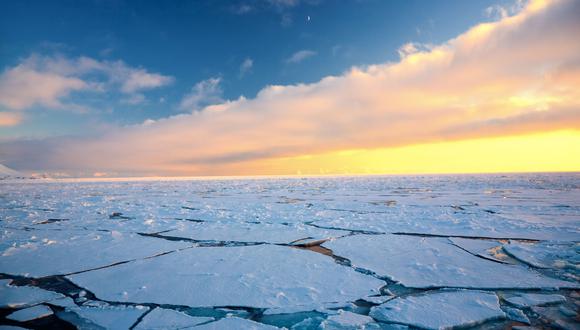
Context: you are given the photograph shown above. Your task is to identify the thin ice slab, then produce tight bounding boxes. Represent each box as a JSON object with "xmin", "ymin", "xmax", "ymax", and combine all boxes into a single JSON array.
[
  {"xmin": 134, "ymin": 308, "xmax": 214, "ymax": 329},
  {"xmin": 0, "ymin": 281, "xmax": 64, "ymax": 308},
  {"xmin": 320, "ymin": 310, "xmax": 374, "ymax": 329},
  {"xmin": 67, "ymin": 305, "xmax": 148, "ymax": 329},
  {"xmin": 324, "ymin": 235, "xmax": 578, "ymax": 289},
  {"xmin": 503, "ymin": 293, "xmax": 566, "ymax": 308},
  {"xmin": 448, "ymin": 237, "xmax": 505, "ymax": 263},
  {"xmin": 192, "ymin": 317, "xmax": 280, "ymax": 329},
  {"xmin": 369, "ymin": 290, "xmax": 505, "ymax": 329},
  {"xmin": 6, "ymin": 304, "xmax": 53, "ymax": 322},
  {"xmin": 503, "ymin": 241, "xmax": 580, "ymax": 270},
  {"xmin": 162, "ymin": 222, "xmax": 344, "ymax": 245},
  {"xmin": 68, "ymin": 245, "xmax": 384, "ymax": 308},
  {"xmin": 0, "ymin": 229, "xmax": 190, "ymax": 277}
]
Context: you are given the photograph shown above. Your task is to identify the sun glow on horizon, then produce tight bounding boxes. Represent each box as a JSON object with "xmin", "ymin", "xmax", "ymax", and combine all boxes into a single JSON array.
[{"xmin": 235, "ymin": 130, "xmax": 580, "ymax": 176}]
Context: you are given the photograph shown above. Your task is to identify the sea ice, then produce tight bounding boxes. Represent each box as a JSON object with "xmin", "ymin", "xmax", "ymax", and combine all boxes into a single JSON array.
[
  {"xmin": 448, "ymin": 237, "xmax": 505, "ymax": 263},
  {"xmin": 0, "ymin": 229, "xmax": 190, "ymax": 277},
  {"xmin": 320, "ymin": 310, "xmax": 374, "ymax": 329},
  {"xmin": 134, "ymin": 307, "xmax": 214, "ymax": 329},
  {"xmin": 503, "ymin": 293, "xmax": 566, "ymax": 308},
  {"xmin": 369, "ymin": 290, "xmax": 505, "ymax": 329},
  {"xmin": 324, "ymin": 234, "xmax": 578, "ymax": 289},
  {"xmin": 503, "ymin": 241, "xmax": 579, "ymax": 271},
  {"xmin": 6, "ymin": 304, "xmax": 53, "ymax": 322},
  {"xmin": 0, "ymin": 282, "xmax": 64, "ymax": 308},
  {"xmin": 66, "ymin": 305, "xmax": 148, "ymax": 330},
  {"xmin": 68, "ymin": 245, "xmax": 384, "ymax": 308},
  {"xmin": 192, "ymin": 317, "xmax": 280, "ymax": 329}
]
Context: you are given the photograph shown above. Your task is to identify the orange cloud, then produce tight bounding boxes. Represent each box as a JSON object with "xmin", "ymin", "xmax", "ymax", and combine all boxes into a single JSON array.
[
  {"xmin": 1, "ymin": 0, "xmax": 579, "ymax": 176},
  {"xmin": 0, "ymin": 112, "xmax": 22, "ymax": 127}
]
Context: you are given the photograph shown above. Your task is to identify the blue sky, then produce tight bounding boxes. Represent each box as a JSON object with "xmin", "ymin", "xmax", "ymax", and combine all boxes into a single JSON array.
[
  {"xmin": 1, "ymin": 0, "xmax": 510, "ymax": 138},
  {"xmin": 3, "ymin": 0, "xmax": 578, "ymax": 177}
]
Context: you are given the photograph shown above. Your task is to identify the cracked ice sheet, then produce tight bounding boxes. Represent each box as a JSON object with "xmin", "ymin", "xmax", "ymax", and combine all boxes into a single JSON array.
[
  {"xmin": 503, "ymin": 241, "xmax": 580, "ymax": 271},
  {"xmin": 193, "ymin": 317, "xmax": 280, "ymax": 329},
  {"xmin": 324, "ymin": 235, "xmax": 578, "ymax": 289},
  {"xmin": 312, "ymin": 206, "xmax": 579, "ymax": 240},
  {"xmin": 160, "ymin": 221, "xmax": 345, "ymax": 245},
  {"xmin": 0, "ymin": 229, "xmax": 191, "ymax": 277},
  {"xmin": 66, "ymin": 305, "xmax": 148, "ymax": 329},
  {"xmin": 134, "ymin": 308, "xmax": 214, "ymax": 329},
  {"xmin": 370, "ymin": 290, "xmax": 505, "ymax": 329},
  {"xmin": 68, "ymin": 245, "xmax": 384, "ymax": 308},
  {"xmin": 448, "ymin": 237, "xmax": 506, "ymax": 263},
  {"xmin": 6, "ymin": 304, "xmax": 53, "ymax": 322},
  {"xmin": 503, "ymin": 293, "xmax": 566, "ymax": 308},
  {"xmin": 0, "ymin": 280, "xmax": 64, "ymax": 308}
]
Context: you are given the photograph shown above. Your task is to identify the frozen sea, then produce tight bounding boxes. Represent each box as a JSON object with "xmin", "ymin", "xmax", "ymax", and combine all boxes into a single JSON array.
[{"xmin": 0, "ymin": 174, "xmax": 578, "ymax": 329}]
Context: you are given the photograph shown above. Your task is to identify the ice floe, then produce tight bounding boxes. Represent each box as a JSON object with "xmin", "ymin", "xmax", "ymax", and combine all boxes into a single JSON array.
[
  {"xmin": 503, "ymin": 241, "xmax": 579, "ymax": 270},
  {"xmin": 68, "ymin": 245, "xmax": 384, "ymax": 308},
  {"xmin": 0, "ymin": 281, "xmax": 64, "ymax": 309},
  {"xmin": 369, "ymin": 290, "xmax": 505, "ymax": 329},
  {"xmin": 134, "ymin": 307, "xmax": 214, "ymax": 329},
  {"xmin": 66, "ymin": 305, "xmax": 148, "ymax": 329},
  {"xmin": 324, "ymin": 234, "xmax": 578, "ymax": 289},
  {"xmin": 192, "ymin": 317, "xmax": 280, "ymax": 329},
  {"xmin": 503, "ymin": 293, "xmax": 566, "ymax": 308},
  {"xmin": 0, "ymin": 229, "xmax": 191, "ymax": 277},
  {"xmin": 6, "ymin": 304, "xmax": 54, "ymax": 322},
  {"xmin": 320, "ymin": 310, "xmax": 374, "ymax": 329}
]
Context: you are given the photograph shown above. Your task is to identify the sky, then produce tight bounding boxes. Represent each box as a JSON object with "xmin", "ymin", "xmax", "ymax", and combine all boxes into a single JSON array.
[{"xmin": 0, "ymin": 0, "xmax": 579, "ymax": 177}]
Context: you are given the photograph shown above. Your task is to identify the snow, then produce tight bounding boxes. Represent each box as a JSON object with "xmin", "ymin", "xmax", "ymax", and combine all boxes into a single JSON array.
[
  {"xmin": 0, "ymin": 174, "xmax": 578, "ymax": 329},
  {"xmin": 68, "ymin": 245, "xmax": 383, "ymax": 308},
  {"xmin": 324, "ymin": 234, "xmax": 578, "ymax": 289},
  {"xmin": 0, "ymin": 229, "xmax": 191, "ymax": 277},
  {"xmin": 134, "ymin": 308, "xmax": 214, "ymax": 329},
  {"xmin": 192, "ymin": 317, "xmax": 281, "ymax": 329},
  {"xmin": 320, "ymin": 310, "xmax": 374, "ymax": 329},
  {"xmin": 0, "ymin": 282, "xmax": 64, "ymax": 309},
  {"xmin": 503, "ymin": 293, "xmax": 566, "ymax": 308},
  {"xmin": 67, "ymin": 305, "xmax": 148, "ymax": 329},
  {"xmin": 448, "ymin": 237, "xmax": 505, "ymax": 263},
  {"xmin": 369, "ymin": 290, "xmax": 505, "ymax": 329},
  {"xmin": 6, "ymin": 304, "xmax": 54, "ymax": 322},
  {"xmin": 503, "ymin": 241, "xmax": 580, "ymax": 270}
]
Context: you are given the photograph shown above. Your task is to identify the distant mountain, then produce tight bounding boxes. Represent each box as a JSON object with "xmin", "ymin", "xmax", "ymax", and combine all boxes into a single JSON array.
[{"xmin": 0, "ymin": 164, "xmax": 22, "ymax": 177}]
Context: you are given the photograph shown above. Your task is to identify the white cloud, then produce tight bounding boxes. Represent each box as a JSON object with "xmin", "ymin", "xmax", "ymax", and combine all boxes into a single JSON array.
[
  {"xmin": 239, "ymin": 58, "xmax": 254, "ymax": 78},
  {"xmin": 179, "ymin": 77, "xmax": 224, "ymax": 112},
  {"xmin": 0, "ymin": 54, "xmax": 173, "ymax": 112},
  {"xmin": 285, "ymin": 50, "xmax": 317, "ymax": 63}
]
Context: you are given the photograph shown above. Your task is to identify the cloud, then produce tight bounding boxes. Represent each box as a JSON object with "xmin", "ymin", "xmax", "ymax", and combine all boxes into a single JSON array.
[
  {"xmin": 239, "ymin": 58, "xmax": 254, "ymax": 78},
  {"xmin": 285, "ymin": 50, "xmax": 317, "ymax": 63},
  {"xmin": 0, "ymin": 54, "xmax": 173, "ymax": 112},
  {"xmin": 0, "ymin": 112, "xmax": 22, "ymax": 126},
  {"xmin": 179, "ymin": 77, "xmax": 224, "ymax": 112},
  {"xmin": 1, "ymin": 0, "xmax": 579, "ymax": 175}
]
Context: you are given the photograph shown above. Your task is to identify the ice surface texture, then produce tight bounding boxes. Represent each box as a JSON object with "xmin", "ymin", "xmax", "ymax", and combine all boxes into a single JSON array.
[
  {"xmin": 0, "ymin": 174, "xmax": 578, "ymax": 329},
  {"xmin": 68, "ymin": 245, "xmax": 383, "ymax": 308},
  {"xmin": 370, "ymin": 290, "xmax": 506, "ymax": 329},
  {"xmin": 324, "ymin": 234, "xmax": 578, "ymax": 289}
]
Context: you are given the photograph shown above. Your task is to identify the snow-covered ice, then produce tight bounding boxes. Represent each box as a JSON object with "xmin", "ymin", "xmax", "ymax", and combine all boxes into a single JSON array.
[
  {"xmin": 0, "ymin": 174, "xmax": 578, "ymax": 328},
  {"xmin": 320, "ymin": 310, "xmax": 374, "ymax": 329},
  {"xmin": 68, "ymin": 245, "xmax": 383, "ymax": 308},
  {"xmin": 503, "ymin": 293, "xmax": 566, "ymax": 308},
  {"xmin": 192, "ymin": 317, "xmax": 281, "ymax": 329},
  {"xmin": 134, "ymin": 308, "xmax": 214, "ymax": 329},
  {"xmin": 369, "ymin": 290, "xmax": 505, "ymax": 329},
  {"xmin": 324, "ymin": 234, "xmax": 578, "ymax": 289},
  {"xmin": 66, "ymin": 305, "xmax": 148, "ymax": 329},
  {"xmin": 6, "ymin": 305, "xmax": 53, "ymax": 322},
  {"xmin": 0, "ymin": 281, "xmax": 64, "ymax": 309}
]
